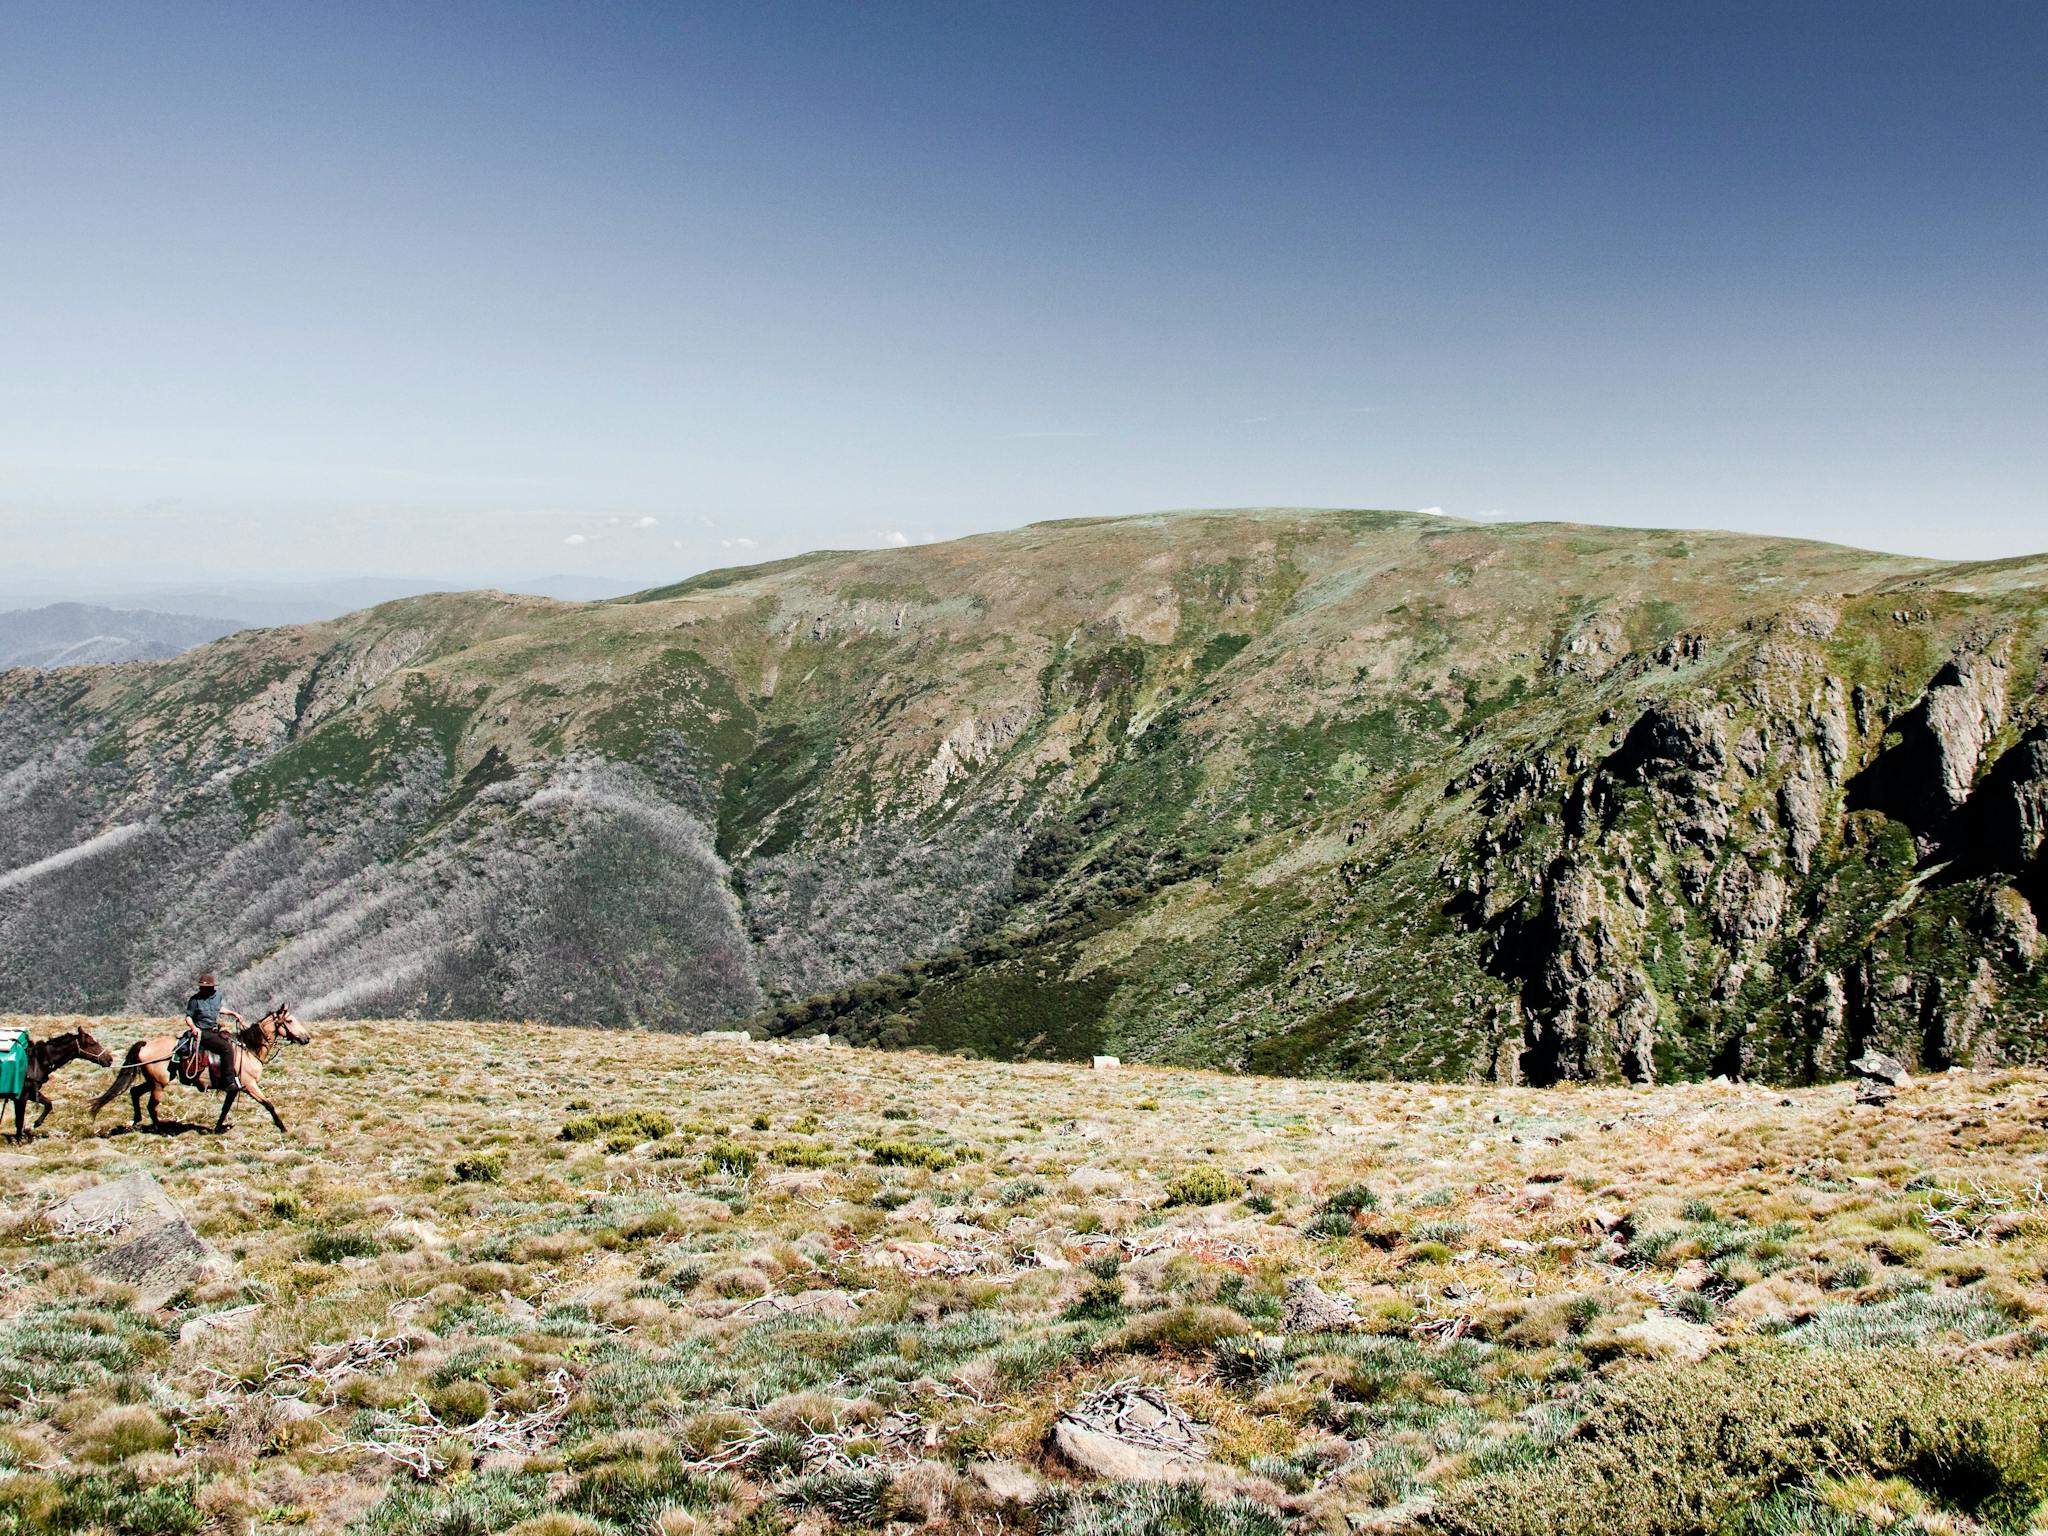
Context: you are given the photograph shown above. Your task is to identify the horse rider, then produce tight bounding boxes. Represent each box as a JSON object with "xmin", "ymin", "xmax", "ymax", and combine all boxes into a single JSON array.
[{"xmin": 174, "ymin": 971, "xmax": 244, "ymax": 1084}]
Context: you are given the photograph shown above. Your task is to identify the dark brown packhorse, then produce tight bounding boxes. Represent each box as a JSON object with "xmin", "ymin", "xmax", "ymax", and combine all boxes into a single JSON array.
[
  {"xmin": 8, "ymin": 1027, "xmax": 116, "ymax": 1142},
  {"xmin": 93, "ymin": 1004, "xmax": 309, "ymax": 1135}
]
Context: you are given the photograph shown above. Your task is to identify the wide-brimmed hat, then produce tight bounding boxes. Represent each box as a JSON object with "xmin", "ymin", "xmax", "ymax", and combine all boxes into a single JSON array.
[{"xmin": 198, "ymin": 972, "xmax": 217, "ymax": 987}]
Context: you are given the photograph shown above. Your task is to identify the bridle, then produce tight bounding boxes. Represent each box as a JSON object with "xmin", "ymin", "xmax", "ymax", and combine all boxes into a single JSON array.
[
  {"xmin": 245, "ymin": 1008, "xmax": 307, "ymax": 1060},
  {"xmin": 44, "ymin": 1030, "xmax": 113, "ymax": 1069}
]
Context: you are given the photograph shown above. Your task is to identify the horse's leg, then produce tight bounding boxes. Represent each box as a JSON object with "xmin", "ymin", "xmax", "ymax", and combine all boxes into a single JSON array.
[
  {"xmin": 145, "ymin": 1074, "xmax": 163, "ymax": 1128},
  {"xmin": 31, "ymin": 1088, "xmax": 52, "ymax": 1130},
  {"xmin": 8, "ymin": 1092, "xmax": 21, "ymax": 1143},
  {"xmin": 215, "ymin": 1084, "xmax": 237, "ymax": 1133},
  {"xmin": 245, "ymin": 1079, "xmax": 287, "ymax": 1134}
]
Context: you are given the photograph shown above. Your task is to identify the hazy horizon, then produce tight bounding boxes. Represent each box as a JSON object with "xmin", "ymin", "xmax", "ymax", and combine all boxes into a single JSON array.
[
  {"xmin": 5, "ymin": 2, "xmax": 2044, "ymax": 587},
  {"xmin": 11, "ymin": 503, "xmax": 2047, "ymax": 608}
]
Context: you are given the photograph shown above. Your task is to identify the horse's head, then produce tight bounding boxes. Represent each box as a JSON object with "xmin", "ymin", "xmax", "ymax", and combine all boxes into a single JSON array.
[
  {"xmin": 272, "ymin": 1004, "xmax": 310, "ymax": 1045},
  {"xmin": 73, "ymin": 1027, "xmax": 115, "ymax": 1068}
]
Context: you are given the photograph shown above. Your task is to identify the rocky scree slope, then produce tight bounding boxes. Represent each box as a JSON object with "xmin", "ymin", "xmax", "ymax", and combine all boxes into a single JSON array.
[{"xmin": 1, "ymin": 509, "xmax": 2044, "ymax": 1083}]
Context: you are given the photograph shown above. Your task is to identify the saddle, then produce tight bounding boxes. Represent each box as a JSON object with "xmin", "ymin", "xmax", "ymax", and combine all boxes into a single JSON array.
[{"xmin": 174, "ymin": 1032, "xmax": 235, "ymax": 1090}]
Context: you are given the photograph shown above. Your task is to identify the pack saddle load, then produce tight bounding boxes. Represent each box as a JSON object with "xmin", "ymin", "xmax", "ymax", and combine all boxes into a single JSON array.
[{"xmin": 0, "ymin": 1026, "xmax": 27, "ymax": 1102}]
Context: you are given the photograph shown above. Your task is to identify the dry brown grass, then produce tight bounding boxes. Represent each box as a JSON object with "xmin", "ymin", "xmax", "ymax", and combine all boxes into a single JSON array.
[{"xmin": 2, "ymin": 1016, "xmax": 2046, "ymax": 1534}]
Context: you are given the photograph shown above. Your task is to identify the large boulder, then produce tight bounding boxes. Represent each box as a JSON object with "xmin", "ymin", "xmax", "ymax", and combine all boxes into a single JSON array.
[
  {"xmin": 1281, "ymin": 1276, "xmax": 1361, "ymax": 1334},
  {"xmin": 89, "ymin": 1217, "xmax": 222, "ymax": 1310},
  {"xmin": 1850, "ymin": 1050, "xmax": 1910, "ymax": 1086},
  {"xmin": 1052, "ymin": 1384, "xmax": 1213, "ymax": 1483},
  {"xmin": 44, "ymin": 1171, "xmax": 182, "ymax": 1239},
  {"xmin": 1615, "ymin": 1310, "xmax": 1717, "ymax": 1363}
]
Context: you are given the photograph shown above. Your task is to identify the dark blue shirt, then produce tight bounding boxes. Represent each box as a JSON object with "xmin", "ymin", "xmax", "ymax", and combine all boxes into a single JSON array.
[{"xmin": 187, "ymin": 989, "xmax": 222, "ymax": 1030}]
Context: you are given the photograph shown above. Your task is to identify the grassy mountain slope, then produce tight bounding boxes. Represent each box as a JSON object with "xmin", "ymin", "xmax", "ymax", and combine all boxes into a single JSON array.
[{"xmin": 2, "ymin": 509, "xmax": 2044, "ymax": 1082}]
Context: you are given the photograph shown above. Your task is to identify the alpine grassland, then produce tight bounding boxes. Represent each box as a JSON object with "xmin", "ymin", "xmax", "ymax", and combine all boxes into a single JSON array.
[{"xmin": 4, "ymin": 1017, "xmax": 2047, "ymax": 1534}]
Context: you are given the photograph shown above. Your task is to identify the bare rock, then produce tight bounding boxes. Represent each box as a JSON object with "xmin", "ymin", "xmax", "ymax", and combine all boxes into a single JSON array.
[
  {"xmin": 90, "ymin": 1217, "xmax": 223, "ymax": 1310},
  {"xmin": 1052, "ymin": 1383, "xmax": 1212, "ymax": 1483},
  {"xmin": 1779, "ymin": 768, "xmax": 1826, "ymax": 873},
  {"xmin": 1848, "ymin": 653, "xmax": 2007, "ymax": 832},
  {"xmin": 1850, "ymin": 1051, "xmax": 1910, "ymax": 1086},
  {"xmin": 1607, "ymin": 702, "xmax": 1728, "ymax": 784},
  {"xmin": 45, "ymin": 1171, "xmax": 182, "ymax": 1239},
  {"xmin": 970, "ymin": 1460, "xmax": 1042, "ymax": 1506},
  {"xmin": 1615, "ymin": 1310, "xmax": 1717, "ymax": 1363},
  {"xmin": 1709, "ymin": 857, "xmax": 1787, "ymax": 953},
  {"xmin": 1281, "ymin": 1276, "xmax": 1361, "ymax": 1334}
]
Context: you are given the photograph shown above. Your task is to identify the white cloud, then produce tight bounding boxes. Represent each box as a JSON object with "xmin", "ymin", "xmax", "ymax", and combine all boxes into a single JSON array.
[
  {"xmin": 563, "ymin": 533, "xmax": 589, "ymax": 546},
  {"xmin": 878, "ymin": 530, "xmax": 909, "ymax": 546},
  {"xmin": 721, "ymin": 536, "xmax": 757, "ymax": 550},
  {"xmin": 1417, "ymin": 507, "xmax": 1445, "ymax": 517},
  {"xmin": 633, "ymin": 515, "xmax": 658, "ymax": 529}
]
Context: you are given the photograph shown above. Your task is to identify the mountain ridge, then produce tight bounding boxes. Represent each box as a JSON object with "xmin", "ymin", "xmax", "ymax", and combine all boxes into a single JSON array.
[
  {"xmin": 3, "ymin": 508, "xmax": 2043, "ymax": 1083},
  {"xmin": 0, "ymin": 601, "xmax": 244, "ymax": 670}
]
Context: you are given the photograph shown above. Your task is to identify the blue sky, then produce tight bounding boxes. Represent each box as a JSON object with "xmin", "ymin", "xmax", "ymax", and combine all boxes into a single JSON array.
[{"xmin": 2, "ymin": 1, "xmax": 2043, "ymax": 586}]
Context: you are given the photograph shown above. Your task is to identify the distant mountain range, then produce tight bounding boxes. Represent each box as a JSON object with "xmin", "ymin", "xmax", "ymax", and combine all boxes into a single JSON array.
[
  {"xmin": 2, "ymin": 509, "xmax": 2044, "ymax": 1084},
  {"xmin": 0, "ymin": 603, "xmax": 244, "ymax": 670},
  {"xmin": 0, "ymin": 574, "xmax": 640, "ymax": 635}
]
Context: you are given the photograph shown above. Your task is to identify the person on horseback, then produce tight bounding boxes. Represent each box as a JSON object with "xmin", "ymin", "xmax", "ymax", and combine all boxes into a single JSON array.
[{"xmin": 175, "ymin": 972, "xmax": 243, "ymax": 1086}]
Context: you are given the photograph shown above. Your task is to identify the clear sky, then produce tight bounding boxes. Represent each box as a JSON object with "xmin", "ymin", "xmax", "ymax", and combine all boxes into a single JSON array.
[{"xmin": 3, "ymin": 2, "xmax": 2043, "ymax": 588}]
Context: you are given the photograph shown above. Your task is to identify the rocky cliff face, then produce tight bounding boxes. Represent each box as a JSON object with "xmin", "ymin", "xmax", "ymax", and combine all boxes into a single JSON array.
[
  {"xmin": 2, "ymin": 511, "xmax": 2043, "ymax": 1082},
  {"xmin": 1440, "ymin": 621, "xmax": 2048, "ymax": 1082}
]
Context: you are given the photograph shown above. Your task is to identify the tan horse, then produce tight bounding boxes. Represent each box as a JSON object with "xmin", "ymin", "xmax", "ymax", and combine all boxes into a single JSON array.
[{"xmin": 93, "ymin": 1004, "xmax": 308, "ymax": 1134}]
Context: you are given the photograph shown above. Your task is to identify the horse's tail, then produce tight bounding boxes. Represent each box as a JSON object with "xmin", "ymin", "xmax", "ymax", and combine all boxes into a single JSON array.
[{"xmin": 91, "ymin": 1045, "xmax": 143, "ymax": 1118}]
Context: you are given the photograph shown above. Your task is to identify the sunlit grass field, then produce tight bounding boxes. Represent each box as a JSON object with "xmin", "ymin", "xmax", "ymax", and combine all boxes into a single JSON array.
[{"xmin": 3, "ymin": 1017, "xmax": 2047, "ymax": 1535}]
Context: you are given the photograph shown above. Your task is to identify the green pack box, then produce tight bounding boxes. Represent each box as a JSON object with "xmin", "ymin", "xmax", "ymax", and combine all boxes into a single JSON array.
[{"xmin": 0, "ymin": 1027, "xmax": 26, "ymax": 1098}]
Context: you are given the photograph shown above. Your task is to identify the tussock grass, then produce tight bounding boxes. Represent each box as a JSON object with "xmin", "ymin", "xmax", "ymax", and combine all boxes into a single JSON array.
[{"xmin": 3, "ymin": 1016, "xmax": 2047, "ymax": 1535}]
